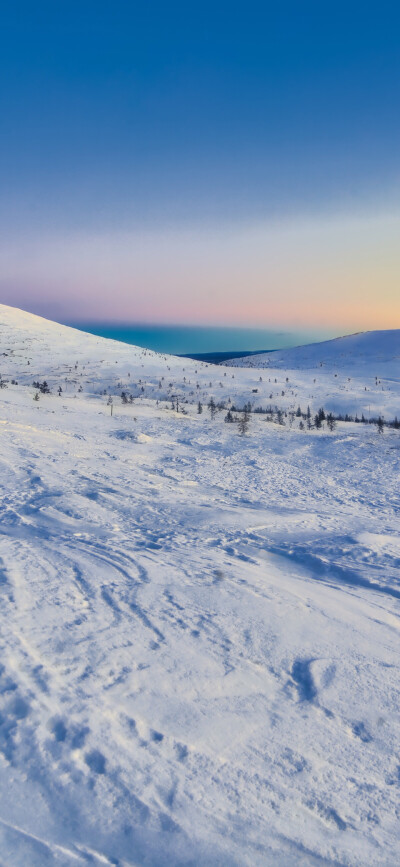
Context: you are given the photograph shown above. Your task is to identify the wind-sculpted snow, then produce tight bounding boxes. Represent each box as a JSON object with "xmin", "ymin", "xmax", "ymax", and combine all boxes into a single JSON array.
[{"xmin": 0, "ymin": 305, "xmax": 399, "ymax": 865}]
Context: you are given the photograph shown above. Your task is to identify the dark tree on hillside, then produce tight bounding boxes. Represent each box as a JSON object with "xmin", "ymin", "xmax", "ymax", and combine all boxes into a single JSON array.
[
  {"xmin": 197, "ymin": 401, "xmax": 203, "ymax": 414},
  {"xmin": 33, "ymin": 380, "xmax": 50, "ymax": 394},
  {"xmin": 238, "ymin": 410, "xmax": 250, "ymax": 436},
  {"xmin": 327, "ymin": 413, "xmax": 336, "ymax": 432},
  {"xmin": 377, "ymin": 416, "xmax": 384, "ymax": 434},
  {"xmin": 208, "ymin": 397, "xmax": 217, "ymax": 419}
]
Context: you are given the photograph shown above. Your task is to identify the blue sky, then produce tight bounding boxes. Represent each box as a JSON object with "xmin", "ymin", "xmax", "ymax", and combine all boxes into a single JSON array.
[{"xmin": 1, "ymin": 1, "xmax": 399, "ymax": 326}]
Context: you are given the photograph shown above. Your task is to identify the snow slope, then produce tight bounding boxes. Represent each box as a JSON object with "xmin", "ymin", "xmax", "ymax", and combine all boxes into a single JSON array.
[
  {"xmin": 0, "ymin": 305, "xmax": 400, "ymax": 866},
  {"xmin": 230, "ymin": 330, "xmax": 400, "ymax": 374},
  {"xmin": 228, "ymin": 330, "xmax": 400, "ymax": 420}
]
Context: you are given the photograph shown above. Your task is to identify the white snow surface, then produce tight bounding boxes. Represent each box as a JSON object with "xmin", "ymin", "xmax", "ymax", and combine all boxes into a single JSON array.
[
  {"xmin": 0, "ymin": 304, "xmax": 399, "ymax": 866},
  {"xmin": 231, "ymin": 330, "xmax": 400, "ymax": 373},
  {"xmin": 228, "ymin": 329, "xmax": 400, "ymax": 420}
]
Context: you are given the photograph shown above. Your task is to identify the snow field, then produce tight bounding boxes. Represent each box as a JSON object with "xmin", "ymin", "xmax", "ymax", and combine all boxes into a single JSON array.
[{"xmin": 0, "ymin": 305, "xmax": 399, "ymax": 865}]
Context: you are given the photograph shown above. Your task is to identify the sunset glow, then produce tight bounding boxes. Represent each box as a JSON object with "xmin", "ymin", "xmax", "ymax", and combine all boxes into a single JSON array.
[{"xmin": 1, "ymin": 3, "xmax": 399, "ymax": 332}]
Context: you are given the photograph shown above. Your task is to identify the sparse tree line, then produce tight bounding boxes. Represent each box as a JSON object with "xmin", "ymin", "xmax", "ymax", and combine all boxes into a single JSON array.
[
  {"xmin": 0, "ymin": 377, "xmax": 18, "ymax": 388},
  {"xmin": 228, "ymin": 403, "xmax": 399, "ymax": 432},
  {"xmin": 0, "ymin": 374, "xmax": 397, "ymax": 435},
  {"xmin": 32, "ymin": 380, "xmax": 51, "ymax": 393}
]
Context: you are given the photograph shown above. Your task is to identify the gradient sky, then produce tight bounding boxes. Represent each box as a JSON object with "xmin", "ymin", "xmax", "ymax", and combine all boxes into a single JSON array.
[{"xmin": 1, "ymin": 1, "xmax": 399, "ymax": 328}]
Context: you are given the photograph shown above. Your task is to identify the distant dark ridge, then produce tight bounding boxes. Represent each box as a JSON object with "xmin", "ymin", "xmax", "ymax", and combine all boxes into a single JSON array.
[{"xmin": 179, "ymin": 349, "xmax": 276, "ymax": 364}]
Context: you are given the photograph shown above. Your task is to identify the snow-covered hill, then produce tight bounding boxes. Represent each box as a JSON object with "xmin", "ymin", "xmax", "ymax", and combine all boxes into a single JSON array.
[
  {"xmin": 1, "ymin": 305, "xmax": 399, "ymax": 420},
  {"xmin": 230, "ymin": 328, "xmax": 400, "ymax": 373},
  {"xmin": 0, "ymin": 305, "xmax": 400, "ymax": 866}
]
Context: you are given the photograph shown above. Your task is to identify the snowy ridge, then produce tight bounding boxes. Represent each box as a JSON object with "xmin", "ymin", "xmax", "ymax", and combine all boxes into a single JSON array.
[
  {"xmin": 1, "ymin": 305, "xmax": 399, "ymax": 419},
  {"xmin": 0, "ymin": 305, "xmax": 399, "ymax": 866},
  {"xmin": 229, "ymin": 328, "xmax": 400, "ymax": 373}
]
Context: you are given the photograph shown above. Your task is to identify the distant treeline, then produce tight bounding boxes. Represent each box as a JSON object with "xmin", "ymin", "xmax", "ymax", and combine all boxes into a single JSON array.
[{"xmin": 230, "ymin": 403, "xmax": 400, "ymax": 430}]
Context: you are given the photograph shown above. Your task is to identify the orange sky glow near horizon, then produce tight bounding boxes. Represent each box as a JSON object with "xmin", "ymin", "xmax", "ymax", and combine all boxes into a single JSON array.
[{"xmin": 1, "ymin": 207, "xmax": 399, "ymax": 333}]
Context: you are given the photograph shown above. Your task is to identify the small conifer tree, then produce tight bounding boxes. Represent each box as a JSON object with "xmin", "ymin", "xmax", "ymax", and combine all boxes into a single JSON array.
[
  {"xmin": 208, "ymin": 397, "xmax": 217, "ymax": 419},
  {"xmin": 238, "ymin": 409, "xmax": 250, "ymax": 436}
]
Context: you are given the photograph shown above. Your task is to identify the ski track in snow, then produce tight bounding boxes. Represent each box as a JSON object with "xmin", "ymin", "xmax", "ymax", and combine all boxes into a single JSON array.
[{"xmin": 0, "ymin": 306, "xmax": 399, "ymax": 865}]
